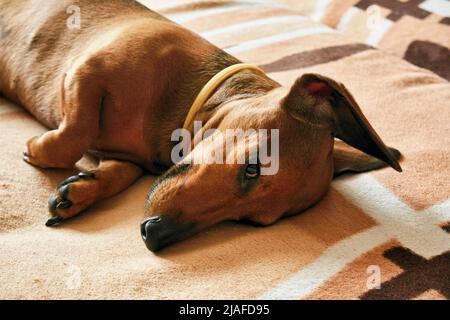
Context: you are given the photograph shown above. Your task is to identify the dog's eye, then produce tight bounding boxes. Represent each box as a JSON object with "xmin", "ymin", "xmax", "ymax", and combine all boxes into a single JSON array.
[{"xmin": 245, "ymin": 163, "xmax": 260, "ymax": 179}]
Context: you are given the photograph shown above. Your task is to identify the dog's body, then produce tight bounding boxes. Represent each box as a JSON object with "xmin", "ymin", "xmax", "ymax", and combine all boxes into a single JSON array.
[
  {"xmin": 0, "ymin": 0, "xmax": 401, "ymax": 251},
  {"xmin": 0, "ymin": 0, "xmax": 264, "ymax": 170}
]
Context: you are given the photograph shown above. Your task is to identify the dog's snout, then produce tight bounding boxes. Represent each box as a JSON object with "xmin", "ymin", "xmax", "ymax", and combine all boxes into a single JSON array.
[{"xmin": 140, "ymin": 215, "xmax": 195, "ymax": 252}]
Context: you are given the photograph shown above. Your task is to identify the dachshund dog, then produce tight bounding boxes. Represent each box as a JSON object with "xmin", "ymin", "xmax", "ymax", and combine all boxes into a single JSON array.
[{"xmin": 0, "ymin": 0, "xmax": 401, "ymax": 251}]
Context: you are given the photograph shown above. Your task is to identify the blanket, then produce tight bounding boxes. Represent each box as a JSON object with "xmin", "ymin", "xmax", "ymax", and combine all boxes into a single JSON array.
[
  {"xmin": 0, "ymin": 0, "xmax": 449, "ymax": 299},
  {"xmin": 277, "ymin": 0, "xmax": 450, "ymax": 80}
]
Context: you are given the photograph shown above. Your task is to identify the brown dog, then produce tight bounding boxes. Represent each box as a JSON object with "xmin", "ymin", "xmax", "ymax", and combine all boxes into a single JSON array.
[{"xmin": 0, "ymin": 0, "xmax": 401, "ymax": 251}]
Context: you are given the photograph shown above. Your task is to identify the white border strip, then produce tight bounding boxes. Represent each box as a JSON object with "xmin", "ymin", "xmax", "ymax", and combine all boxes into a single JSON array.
[
  {"xmin": 260, "ymin": 225, "xmax": 388, "ymax": 299},
  {"xmin": 260, "ymin": 174, "xmax": 450, "ymax": 299},
  {"xmin": 226, "ymin": 26, "xmax": 335, "ymax": 54},
  {"xmin": 334, "ymin": 175, "xmax": 450, "ymax": 259}
]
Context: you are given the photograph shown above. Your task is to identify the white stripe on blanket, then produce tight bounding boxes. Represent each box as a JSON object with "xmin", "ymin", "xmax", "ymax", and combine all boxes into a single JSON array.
[
  {"xmin": 337, "ymin": 7, "xmax": 359, "ymax": 31},
  {"xmin": 260, "ymin": 225, "xmax": 388, "ymax": 300},
  {"xmin": 201, "ymin": 15, "xmax": 309, "ymax": 38},
  {"xmin": 225, "ymin": 26, "xmax": 335, "ymax": 54},
  {"xmin": 167, "ymin": 2, "xmax": 262, "ymax": 24},
  {"xmin": 420, "ymin": 0, "xmax": 450, "ymax": 17},
  {"xmin": 367, "ymin": 19, "xmax": 393, "ymax": 46},
  {"xmin": 312, "ymin": 0, "xmax": 332, "ymax": 22}
]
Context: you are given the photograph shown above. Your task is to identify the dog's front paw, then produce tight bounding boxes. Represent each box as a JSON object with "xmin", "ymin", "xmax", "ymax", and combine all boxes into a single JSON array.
[
  {"xmin": 24, "ymin": 134, "xmax": 76, "ymax": 169},
  {"xmin": 46, "ymin": 172, "xmax": 97, "ymax": 226},
  {"xmin": 23, "ymin": 136, "xmax": 44, "ymax": 167},
  {"xmin": 24, "ymin": 135, "xmax": 58, "ymax": 168}
]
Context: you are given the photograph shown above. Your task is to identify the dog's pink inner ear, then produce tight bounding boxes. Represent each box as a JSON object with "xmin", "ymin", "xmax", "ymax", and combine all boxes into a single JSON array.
[{"xmin": 305, "ymin": 82, "xmax": 334, "ymax": 98}]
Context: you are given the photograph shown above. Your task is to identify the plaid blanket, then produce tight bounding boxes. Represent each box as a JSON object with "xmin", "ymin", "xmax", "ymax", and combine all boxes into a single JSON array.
[{"xmin": 0, "ymin": 0, "xmax": 449, "ymax": 299}]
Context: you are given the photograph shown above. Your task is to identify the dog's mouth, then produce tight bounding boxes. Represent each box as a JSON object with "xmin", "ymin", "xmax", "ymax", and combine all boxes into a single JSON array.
[{"xmin": 140, "ymin": 215, "xmax": 196, "ymax": 252}]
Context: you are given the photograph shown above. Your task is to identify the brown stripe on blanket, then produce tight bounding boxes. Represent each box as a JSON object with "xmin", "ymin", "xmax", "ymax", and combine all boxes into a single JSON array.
[
  {"xmin": 360, "ymin": 247, "xmax": 450, "ymax": 300},
  {"xmin": 260, "ymin": 43, "xmax": 373, "ymax": 73},
  {"xmin": 404, "ymin": 40, "xmax": 450, "ymax": 80},
  {"xmin": 355, "ymin": 0, "xmax": 431, "ymax": 22}
]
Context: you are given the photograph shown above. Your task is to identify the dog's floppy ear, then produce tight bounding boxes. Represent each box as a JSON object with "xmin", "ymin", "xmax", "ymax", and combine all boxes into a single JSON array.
[
  {"xmin": 282, "ymin": 73, "xmax": 402, "ymax": 172},
  {"xmin": 333, "ymin": 140, "xmax": 401, "ymax": 177}
]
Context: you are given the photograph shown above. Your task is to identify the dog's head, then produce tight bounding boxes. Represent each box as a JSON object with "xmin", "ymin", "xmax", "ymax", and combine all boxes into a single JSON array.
[{"xmin": 141, "ymin": 73, "xmax": 401, "ymax": 251}]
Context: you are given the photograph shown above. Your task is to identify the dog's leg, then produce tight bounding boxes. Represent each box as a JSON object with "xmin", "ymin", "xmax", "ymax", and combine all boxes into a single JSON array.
[
  {"xmin": 23, "ymin": 68, "xmax": 104, "ymax": 169},
  {"xmin": 46, "ymin": 159, "xmax": 143, "ymax": 226}
]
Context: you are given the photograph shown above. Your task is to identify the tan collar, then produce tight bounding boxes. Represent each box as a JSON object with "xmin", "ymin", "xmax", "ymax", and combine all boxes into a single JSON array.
[{"xmin": 182, "ymin": 63, "xmax": 266, "ymax": 130}]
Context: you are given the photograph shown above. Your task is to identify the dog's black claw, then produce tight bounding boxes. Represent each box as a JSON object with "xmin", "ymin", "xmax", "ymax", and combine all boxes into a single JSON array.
[
  {"xmin": 78, "ymin": 172, "xmax": 96, "ymax": 179},
  {"xmin": 58, "ymin": 184, "xmax": 70, "ymax": 199},
  {"xmin": 48, "ymin": 195, "xmax": 58, "ymax": 213},
  {"xmin": 22, "ymin": 152, "xmax": 31, "ymax": 164},
  {"xmin": 59, "ymin": 172, "xmax": 95, "ymax": 188},
  {"xmin": 60, "ymin": 175, "xmax": 80, "ymax": 186},
  {"xmin": 56, "ymin": 200, "xmax": 72, "ymax": 209},
  {"xmin": 45, "ymin": 216, "xmax": 64, "ymax": 227}
]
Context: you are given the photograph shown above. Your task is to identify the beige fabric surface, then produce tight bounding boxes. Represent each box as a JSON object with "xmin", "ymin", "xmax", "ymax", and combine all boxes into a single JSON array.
[{"xmin": 0, "ymin": 0, "xmax": 449, "ymax": 299}]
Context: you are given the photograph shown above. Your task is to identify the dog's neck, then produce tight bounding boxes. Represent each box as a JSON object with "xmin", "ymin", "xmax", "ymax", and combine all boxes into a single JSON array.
[
  {"xmin": 183, "ymin": 49, "xmax": 280, "ymax": 127},
  {"xmin": 152, "ymin": 49, "xmax": 279, "ymax": 171},
  {"xmin": 189, "ymin": 68, "xmax": 280, "ymax": 130}
]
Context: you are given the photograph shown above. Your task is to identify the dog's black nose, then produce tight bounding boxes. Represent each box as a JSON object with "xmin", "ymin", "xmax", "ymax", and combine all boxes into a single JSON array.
[
  {"xmin": 140, "ymin": 215, "xmax": 195, "ymax": 252},
  {"xmin": 141, "ymin": 216, "xmax": 164, "ymax": 251}
]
